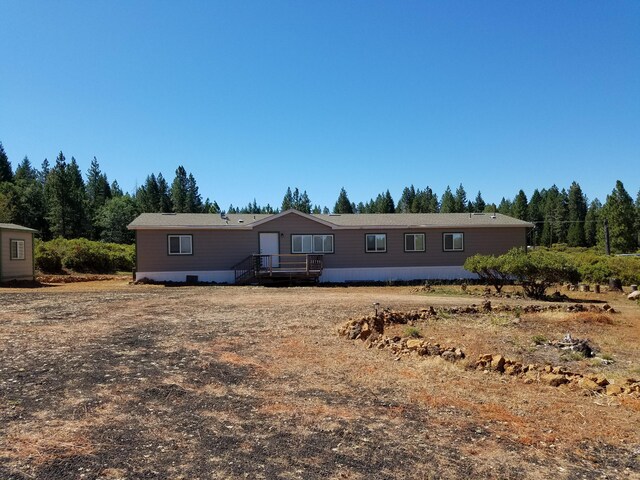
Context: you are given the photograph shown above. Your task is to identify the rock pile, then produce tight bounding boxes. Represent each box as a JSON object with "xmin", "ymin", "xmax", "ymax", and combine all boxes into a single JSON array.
[
  {"xmin": 550, "ymin": 333, "xmax": 595, "ymax": 357},
  {"xmin": 345, "ymin": 302, "xmax": 615, "ymax": 322},
  {"xmin": 338, "ymin": 311, "xmax": 465, "ymax": 362},
  {"xmin": 473, "ymin": 354, "xmax": 640, "ymax": 396}
]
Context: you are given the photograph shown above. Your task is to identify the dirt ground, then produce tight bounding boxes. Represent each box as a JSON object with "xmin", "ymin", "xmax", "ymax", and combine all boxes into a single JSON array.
[{"xmin": 1, "ymin": 280, "xmax": 639, "ymax": 479}]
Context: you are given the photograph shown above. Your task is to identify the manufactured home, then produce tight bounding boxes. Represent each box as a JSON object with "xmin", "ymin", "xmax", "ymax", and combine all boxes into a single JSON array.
[
  {"xmin": 128, "ymin": 210, "xmax": 532, "ymax": 284},
  {"xmin": 0, "ymin": 223, "xmax": 37, "ymax": 283}
]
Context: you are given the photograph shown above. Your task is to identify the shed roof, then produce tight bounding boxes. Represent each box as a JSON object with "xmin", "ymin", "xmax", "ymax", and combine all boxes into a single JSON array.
[
  {"xmin": 0, "ymin": 223, "xmax": 38, "ymax": 233},
  {"xmin": 128, "ymin": 210, "xmax": 533, "ymax": 230}
]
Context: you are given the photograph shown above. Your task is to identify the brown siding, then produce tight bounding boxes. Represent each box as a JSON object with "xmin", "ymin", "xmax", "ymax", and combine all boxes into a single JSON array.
[
  {"xmin": 136, "ymin": 213, "xmax": 527, "ymax": 273},
  {"xmin": 1, "ymin": 230, "xmax": 34, "ymax": 281}
]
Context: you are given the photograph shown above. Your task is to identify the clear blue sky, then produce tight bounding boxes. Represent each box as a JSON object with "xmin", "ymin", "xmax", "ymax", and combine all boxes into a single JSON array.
[{"xmin": 1, "ymin": 1, "xmax": 639, "ymax": 210}]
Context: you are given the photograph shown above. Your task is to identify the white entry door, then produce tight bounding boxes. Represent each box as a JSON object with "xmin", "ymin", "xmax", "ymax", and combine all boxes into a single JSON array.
[{"xmin": 259, "ymin": 232, "xmax": 279, "ymax": 268}]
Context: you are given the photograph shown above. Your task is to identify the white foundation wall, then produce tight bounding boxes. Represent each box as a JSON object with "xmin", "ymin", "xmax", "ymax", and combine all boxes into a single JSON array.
[
  {"xmin": 135, "ymin": 271, "xmax": 235, "ymax": 283},
  {"xmin": 319, "ymin": 266, "xmax": 477, "ymax": 283},
  {"xmin": 135, "ymin": 266, "xmax": 477, "ymax": 284}
]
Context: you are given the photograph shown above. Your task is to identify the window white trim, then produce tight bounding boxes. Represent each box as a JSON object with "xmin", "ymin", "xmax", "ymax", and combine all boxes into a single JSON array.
[
  {"xmin": 168, "ymin": 235, "xmax": 193, "ymax": 255},
  {"xmin": 365, "ymin": 233, "xmax": 387, "ymax": 253},
  {"xmin": 443, "ymin": 232, "xmax": 464, "ymax": 252},
  {"xmin": 10, "ymin": 239, "xmax": 25, "ymax": 260},
  {"xmin": 404, "ymin": 233, "xmax": 425, "ymax": 252},
  {"xmin": 291, "ymin": 234, "xmax": 334, "ymax": 254}
]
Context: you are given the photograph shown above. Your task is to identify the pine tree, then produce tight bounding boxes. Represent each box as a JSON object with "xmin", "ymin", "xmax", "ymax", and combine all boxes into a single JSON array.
[
  {"xmin": 96, "ymin": 195, "xmax": 138, "ymax": 244},
  {"xmin": 86, "ymin": 157, "xmax": 111, "ymax": 239},
  {"xmin": 136, "ymin": 174, "xmax": 160, "ymax": 212},
  {"xmin": 0, "ymin": 184, "xmax": 15, "ymax": 222},
  {"xmin": 281, "ymin": 187, "xmax": 293, "ymax": 211},
  {"xmin": 440, "ymin": 186, "xmax": 456, "ymax": 213},
  {"xmin": 473, "ymin": 191, "xmax": 486, "ymax": 213},
  {"xmin": 45, "ymin": 152, "xmax": 88, "ymax": 238},
  {"xmin": 497, "ymin": 197, "xmax": 513, "ymax": 215},
  {"xmin": 67, "ymin": 157, "xmax": 89, "ymax": 237},
  {"xmin": 599, "ymin": 180, "xmax": 636, "ymax": 252},
  {"xmin": 584, "ymin": 199, "xmax": 602, "ymax": 247},
  {"xmin": 553, "ymin": 188, "xmax": 569, "ymax": 244},
  {"xmin": 15, "ymin": 156, "xmax": 37, "ymax": 182},
  {"xmin": 566, "ymin": 181, "xmax": 587, "ymax": 247},
  {"xmin": 39, "ymin": 159, "xmax": 50, "ymax": 185},
  {"xmin": 12, "ymin": 157, "xmax": 47, "ymax": 233},
  {"xmin": 186, "ymin": 173, "xmax": 203, "ymax": 212},
  {"xmin": 110, "ymin": 180, "xmax": 124, "ymax": 197},
  {"xmin": 635, "ymin": 190, "xmax": 640, "ymax": 249},
  {"xmin": 297, "ymin": 190, "xmax": 312, "ymax": 213},
  {"xmin": 156, "ymin": 174, "xmax": 172, "ymax": 212},
  {"xmin": 512, "ymin": 190, "xmax": 528, "ymax": 220},
  {"xmin": 412, "ymin": 187, "xmax": 439, "ymax": 213},
  {"xmin": 540, "ymin": 186, "xmax": 558, "ymax": 247},
  {"xmin": 333, "ymin": 188, "xmax": 354, "ymax": 214},
  {"xmin": 0, "ymin": 142, "xmax": 13, "ymax": 183},
  {"xmin": 211, "ymin": 200, "xmax": 221, "ymax": 213},
  {"xmin": 397, "ymin": 186, "xmax": 416, "ymax": 213},
  {"xmin": 454, "ymin": 184, "xmax": 467, "ymax": 213},
  {"xmin": 528, "ymin": 189, "xmax": 544, "ymax": 245},
  {"xmin": 171, "ymin": 166, "xmax": 189, "ymax": 213}
]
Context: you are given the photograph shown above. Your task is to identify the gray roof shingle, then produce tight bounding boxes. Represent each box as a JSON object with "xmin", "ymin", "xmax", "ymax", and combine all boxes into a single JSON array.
[
  {"xmin": 0, "ymin": 223, "xmax": 39, "ymax": 233},
  {"xmin": 128, "ymin": 210, "xmax": 533, "ymax": 230}
]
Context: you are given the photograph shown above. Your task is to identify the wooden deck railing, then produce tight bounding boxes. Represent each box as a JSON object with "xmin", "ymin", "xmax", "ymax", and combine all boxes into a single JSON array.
[{"xmin": 233, "ymin": 254, "xmax": 324, "ymax": 283}]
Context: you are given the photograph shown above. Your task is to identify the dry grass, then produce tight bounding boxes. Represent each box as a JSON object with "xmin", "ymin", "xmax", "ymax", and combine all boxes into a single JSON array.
[{"xmin": 0, "ymin": 280, "xmax": 639, "ymax": 479}]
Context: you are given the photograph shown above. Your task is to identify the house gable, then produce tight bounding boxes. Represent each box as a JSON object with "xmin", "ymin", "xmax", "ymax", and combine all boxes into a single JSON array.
[{"xmin": 248, "ymin": 209, "xmax": 337, "ymax": 230}]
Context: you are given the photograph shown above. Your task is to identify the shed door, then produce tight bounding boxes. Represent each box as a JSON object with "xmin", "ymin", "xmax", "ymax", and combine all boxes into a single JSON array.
[{"xmin": 259, "ymin": 232, "xmax": 279, "ymax": 268}]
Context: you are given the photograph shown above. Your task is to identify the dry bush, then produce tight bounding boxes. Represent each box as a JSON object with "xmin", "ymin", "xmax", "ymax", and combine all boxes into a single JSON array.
[{"xmin": 571, "ymin": 312, "xmax": 614, "ymax": 325}]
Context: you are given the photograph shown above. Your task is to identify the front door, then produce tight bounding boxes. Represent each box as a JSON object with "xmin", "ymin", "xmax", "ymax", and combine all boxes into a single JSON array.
[{"xmin": 259, "ymin": 232, "xmax": 279, "ymax": 268}]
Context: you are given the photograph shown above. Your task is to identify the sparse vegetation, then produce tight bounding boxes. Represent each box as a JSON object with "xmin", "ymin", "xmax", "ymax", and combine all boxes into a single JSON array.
[
  {"xmin": 532, "ymin": 334, "xmax": 548, "ymax": 345},
  {"xmin": 405, "ymin": 326, "xmax": 422, "ymax": 338},
  {"xmin": 1, "ymin": 282, "xmax": 639, "ymax": 478}
]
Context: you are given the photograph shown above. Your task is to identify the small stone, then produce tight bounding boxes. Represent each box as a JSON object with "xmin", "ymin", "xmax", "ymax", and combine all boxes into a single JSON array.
[
  {"xmin": 504, "ymin": 363, "xmax": 522, "ymax": 376},
  {"xmin": 441, "ymin": 350, "xmax": 457, "ymax": 362},
  {"xmin": 577, "ymin": 377, "xmax": 601, "ymax": 391},
  {"xmin": 592, "ymin": 375, "xmax": 609, "ymax": 387},
  {"xmin": 406, "ymin": 339, "xmax": 422, "ymax": 350},
  {"xmin": 606, "ymin": 384, "xmax": 624, "ymax": 396},
  {"xmin": 541, "ymin": 373, "xmax": 569, "ymax": 387},
  {"xmin": 627, "ymin": 291, "xmax": 640, "ymax": 300},
  {"xmin": 491, "ymin": 355, "xmax": 506, "ymax": 373}
]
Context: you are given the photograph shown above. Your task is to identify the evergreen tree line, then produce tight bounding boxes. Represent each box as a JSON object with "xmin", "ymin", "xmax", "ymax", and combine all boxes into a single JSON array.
[{"xmin": 0, "ymin": 142, "xmax": 638, "ymax": 252}]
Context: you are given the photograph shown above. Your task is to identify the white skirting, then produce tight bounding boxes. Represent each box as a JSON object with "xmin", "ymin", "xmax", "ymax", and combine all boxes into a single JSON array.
[
  {"xmin": 135, "ymin": 270, "xmax": 235, "ymax": 284},
  {"xmin": 135, "ymin": 266, "xmax": 476, "ymax": 284},
  {"xmin": 319, "ymin": 266, "xmax": 476, "ymax": 283}
]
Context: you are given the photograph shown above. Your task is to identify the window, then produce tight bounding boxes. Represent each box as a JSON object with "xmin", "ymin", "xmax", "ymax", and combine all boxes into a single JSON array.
[
  {"xmin": 168, "ymin": 235, "xmax": 192, "ymax": 255},
  {"xmin": 443, "ymin": 233, "xmax": 464, "ymax": 251},
  {"xmin": 10, "ymin": 239, "xmax": 25, "ymax": 260},
  {"xmin": 404, "ymin": 233, "xmax": 425, "ymax": 252},
  {"xmin": 366, "ymin": 234, "xmax": 386, "ymax": 253},
  {"xmin": 291, "ymin": 234, "xmax": 334, "ymax": 253}
]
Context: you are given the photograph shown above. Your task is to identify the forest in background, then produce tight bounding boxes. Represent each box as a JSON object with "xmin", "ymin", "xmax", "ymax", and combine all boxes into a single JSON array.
[{"xmin": 1, "ymin": 142, "xmax": 639, "ymax": 253}]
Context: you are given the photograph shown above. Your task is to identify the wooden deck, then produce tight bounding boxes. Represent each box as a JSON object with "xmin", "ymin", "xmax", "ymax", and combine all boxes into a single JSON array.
[{"xmin": 233, "ymin": 254, "xmax": 324, "ymax": 285}]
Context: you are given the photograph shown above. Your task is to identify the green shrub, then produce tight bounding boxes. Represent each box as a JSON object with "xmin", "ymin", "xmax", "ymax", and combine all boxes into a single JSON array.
[
  {"xmin": 34, "ymin": 241, "xmax": 63, "ymax": 273},
  {"xmin": 34, "ymin": 238, "xmax": 134, "ymax": 274},
  {"xmin": 464, "ymin": 254, "xmax": 510, "ymax": 293},
  {"xmin": 467, "ymin": 248, "xmax": 579, "ymax": 300}
]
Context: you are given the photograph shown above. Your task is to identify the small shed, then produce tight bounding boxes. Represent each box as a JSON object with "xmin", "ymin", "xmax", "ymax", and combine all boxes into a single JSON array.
[{"xmin": 0, "ymin": 223, "xmax": 38, "ymax": 283}]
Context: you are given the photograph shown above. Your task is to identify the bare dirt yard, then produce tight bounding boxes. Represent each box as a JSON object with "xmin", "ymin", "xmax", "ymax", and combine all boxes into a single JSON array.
[{"xmin": 1, "ymin": 280, "xmax": 639, "ymax": 479}]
